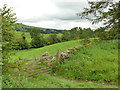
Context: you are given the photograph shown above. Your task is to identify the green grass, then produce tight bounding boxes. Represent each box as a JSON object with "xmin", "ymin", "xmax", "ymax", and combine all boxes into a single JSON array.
[
  {"xmin": 3, "ymin": 39, "xmax": 118, "ymax": 88},
  {"xmin": 10, "ymin": 39, "xmax": 82, "ymax": 61},
  {"xmin": 2, "ymin": 73, "xmax": 117, "ymax": 88},
  {"xmin": 54, "ymin": 39, "xmax": 118, "ymax": 85}
]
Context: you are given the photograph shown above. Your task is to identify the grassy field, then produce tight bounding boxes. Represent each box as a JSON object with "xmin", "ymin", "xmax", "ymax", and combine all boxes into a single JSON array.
[
  {"xmin": 54, "ymin": 39, "xmax": 118, "ymax": 85},
  {"xmin": 2, "ymin": 73, "xmax": 117, "ymax": 88},
  {"xmin": 3, "ymin": 38, "xmax": 118, "ymax": 88},
  {"xmin": 10, "ymin": 39, "xmax": 83, "ymax": 61}
]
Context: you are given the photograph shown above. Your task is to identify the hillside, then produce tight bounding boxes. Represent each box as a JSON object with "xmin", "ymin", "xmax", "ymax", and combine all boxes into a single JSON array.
[
  {"xmin": 54, "ymin": 39, "xmax": 118, "ymax": 85},
  {"xmin": 3, "ymin": 39, "xmax": 118, "ymax": 88},
  {"xmin": 10, "ymin": 39, "xmax": 83, "ymax": 61},
  {"xmin": 15, "ymin": 23, "xmax": 64, "ymax": 34}
]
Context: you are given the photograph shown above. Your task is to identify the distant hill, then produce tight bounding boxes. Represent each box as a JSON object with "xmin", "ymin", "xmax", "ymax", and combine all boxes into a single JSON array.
[{"xmin": 15, "ymin": 23, "xmax": 64, "ymax": 34}]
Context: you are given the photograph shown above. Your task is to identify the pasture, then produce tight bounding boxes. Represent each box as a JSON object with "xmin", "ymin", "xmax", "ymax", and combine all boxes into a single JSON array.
[
  {"xmin": 3, "ymin": 39, "xmax": 118, "ymax": 88},
  {"xmin": 10, "ymin": 39, "xmax": 83, "ymax": 61},
  {"xmin": 54, "ymin": 40, "xmax": 118, "ymax": 85}
]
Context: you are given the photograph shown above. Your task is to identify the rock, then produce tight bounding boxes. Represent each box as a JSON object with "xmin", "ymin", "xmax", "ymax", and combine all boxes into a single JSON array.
[
  {"xmin": 64, "ymin": 50, "xmax": 71, "ymax": 54},
  {"xmin": 74, "ymin": 46, "xmax": 79, "ymax": 50},
  {"xmin": 68, "ymin": 48, "xmax": 73, "ymax": 52},
  {"xmin": 42, "ymin": 52, "xmax": 50, "ymax": 57},
  {"xmin": 61, "ymin": 52, "xmax": 68, "ymax": 59}
]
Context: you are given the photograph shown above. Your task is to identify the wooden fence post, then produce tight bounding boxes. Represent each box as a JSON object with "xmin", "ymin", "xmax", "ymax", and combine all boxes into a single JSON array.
[{"xmin": 57, "ymin": 49, "xmax": 61, "ymax": 63}]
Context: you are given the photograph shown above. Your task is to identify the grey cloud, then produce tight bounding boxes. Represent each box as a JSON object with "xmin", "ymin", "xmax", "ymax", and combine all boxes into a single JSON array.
[
  {"xmin": 54, "ymin": 1, "xmax": 88, "ymax": 11},
  {"xmin": 20, "ymin": 0, "xmax": 95, "ymax": 29}
]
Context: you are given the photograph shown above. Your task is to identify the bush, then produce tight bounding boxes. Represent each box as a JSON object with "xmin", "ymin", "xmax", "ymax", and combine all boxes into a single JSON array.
[
  {"xmin": 62, "ymin": 30, "xmax": 71, "ymax": 41},
  {"xmin": 2, "ymin": 74, "xmax": 28, "ymax": 88},
  {"xmin": 48, "ymin": 34, "xmax": 60, "ymax": 44},
  {"xmin": 31, "ymin": 37, "xmax": 44, "ymax": 48},
  {"xmin": 10, "ymin": 36, "xmax": 30, "ymax": 50},
  {"xmin": 30, "ymin": 28, "xmax": 45, "ymax": 48}
]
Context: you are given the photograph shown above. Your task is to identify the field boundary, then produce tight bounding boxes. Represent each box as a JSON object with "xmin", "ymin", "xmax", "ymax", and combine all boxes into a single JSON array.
[{"xmin": 10, "ymin": 41, "xmax": 93, "ymax": 79}]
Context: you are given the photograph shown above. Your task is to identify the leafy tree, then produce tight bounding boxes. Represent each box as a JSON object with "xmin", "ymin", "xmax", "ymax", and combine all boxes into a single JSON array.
[
  {"xmin": 49, "ymin": 34, "xmax": 60, "ymax": 44},
  {"xmin": 77, "ymin": 0, "xmax": 120, "ymax": 39},
  {"xmin": 62, "ymin": 30, "xmax": 71, "ymax": 41},
  {"xmin": 2, "ymin": 4, "xmax": 17, "ymax": 42},
  {"xmin": 1, "ymin": 4, "xmax": 17, "ymax": 73},
  {"xmin": 1, "ymin": 4, "xmax": 17, "ymax": 52},
  {"xmin": 11, "ymin": 33, "xmax": 30, "ymax": 50},
  {"xmin": 30, "ymin": 27, "xmax": 44, "ymax": 48},
  {"xmin": 70, "ymin": 27, "xmax": 80, "ymax": 40}
]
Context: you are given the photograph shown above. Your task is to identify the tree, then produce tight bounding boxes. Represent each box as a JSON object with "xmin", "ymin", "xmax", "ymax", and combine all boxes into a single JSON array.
[
  {"xmin": 30, "ymin": 27, "xmax": 44, "ymax": 48},
  {"xmin": 77, "ymin": 0, "xmax": 120, "ymax": 33},
  {"xmin": 11, "ymin": 33, "xmax": 30, "ymax": 50},
  {"xmin": 48, "ymin": 34, "xmax": 60, "ymax": 44},
  {"xmin": 1, "ymin": 4, "xmax": 17, "ymax": 73},
  {"xmin": 2, "ymin": 4, "xmax": 17, "ymax": 42},
  {"xmin": 62, "ymin": 30, "xmax": 71, "ymax": 41},
  {"xmin": 1, "ymin": 4, "xmax": 17, "ymax": 52},
  {"xmin": 70, "ymin": 27, "xmax": 80, "ymax": 40}
]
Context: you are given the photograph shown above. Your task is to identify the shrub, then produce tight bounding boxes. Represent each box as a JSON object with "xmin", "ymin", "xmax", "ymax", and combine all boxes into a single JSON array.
[
  {"xmin": 10, "ymin": 36, "xmax": 30, "ymax": 50},
  {"xmin": 30, "ymin": 28, "xmax": 44, "ymax": 48},
  {"xmin": 62, "ymin": 30, "xmax": 71, "ymax": 41},
  {"xmin": 2, "ymin": 74, "xmax": 28, "ymax": 88},
  {"xmin": 48, "ymin": 34, "xmax": 60, "ymax": 44}
]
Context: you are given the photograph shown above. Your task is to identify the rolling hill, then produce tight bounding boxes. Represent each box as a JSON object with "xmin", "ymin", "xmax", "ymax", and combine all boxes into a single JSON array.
[{"xmin": 15, "ymin": 23, "xmax": 64, "ymax": 34}]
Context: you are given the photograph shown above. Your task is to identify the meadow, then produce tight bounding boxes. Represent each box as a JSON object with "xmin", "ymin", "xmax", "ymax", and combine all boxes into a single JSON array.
[
  {"xmin": 53, "ymin": 40, "xmax": 118, "ymax": 85},
  {"xmin": 10, "ymin": 39, "xmax": 83, "ymax": 61},
  {"xmin": 3, "ymin": 39, "xmax": 118, "ymax": 88},
  {"xmin": 2, "ymin": 72, "xmax": 117, "ymax": 88},
  {"xmin": 2, "ymin": 1, "xmax": 119, "ymax": 88}
]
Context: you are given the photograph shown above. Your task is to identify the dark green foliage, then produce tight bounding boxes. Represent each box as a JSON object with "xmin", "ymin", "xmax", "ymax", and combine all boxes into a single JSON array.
[
  {"xmin": 30, "ymin": 27, "xmax": 44, "ymax": 48},
  {"xmin": 48, "ymin": 34, "xmax": 61, "ymax": 44},
  {"xmin": 70, "ymin": 27, "xmax": 80, "ymax": 40},
  {"xmin": 94, "ymin": 27, "xmax": 119, "ymax": 40},
  {"xmin": 69, "ymin": 27, "xmax": 94, "ymax": 40},
  {"xmin": 80, "ymin": 28, "xmax": 94, "ymax": 39},
  {"xmin": 77, "ymin": 0, "xmax": 120, "ymax": 40},
  {"xmin": 77, "ymin": 0, "xmax": 120, "ymax": 30},
  {"xmin": 62, "ymin": 30, "xmax": 71, "ymax": 41},
  {"xmin": 108, "ymin": 28, "xmax": 119, "ymax": 39}
]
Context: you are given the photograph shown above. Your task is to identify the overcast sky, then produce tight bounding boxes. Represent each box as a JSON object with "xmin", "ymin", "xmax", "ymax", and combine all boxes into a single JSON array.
[{"xmin": 0, "ymin": 0, "xmax": 102, "ymax": 30}]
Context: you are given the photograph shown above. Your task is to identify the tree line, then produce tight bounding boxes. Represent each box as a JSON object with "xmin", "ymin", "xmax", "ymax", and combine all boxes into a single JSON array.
[
  {"xmin": 15, "ymin": 23, "xmax": 63, "ymax": 34},
  {"xmin": 10, "ymin": 25, "xmax": 119, "ymax": 50}
]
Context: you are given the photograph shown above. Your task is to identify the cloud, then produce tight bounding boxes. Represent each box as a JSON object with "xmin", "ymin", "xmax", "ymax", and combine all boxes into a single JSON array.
[{"xmin": 0, "ymin": 0, "xmax": 100, "ymax": 30}]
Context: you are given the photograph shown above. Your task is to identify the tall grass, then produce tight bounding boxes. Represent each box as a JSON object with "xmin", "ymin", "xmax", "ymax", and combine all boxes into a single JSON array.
[
  {"xmin": 2, "ymin": 73, "xmax": 117, "ymax": 88},
  {"xmin": 54, "ymin": 40, "xmax": 118, "ymax": 85}
]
